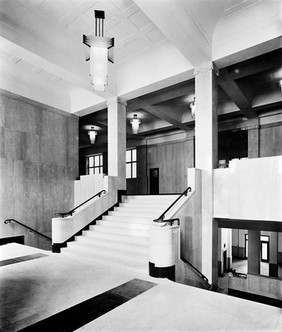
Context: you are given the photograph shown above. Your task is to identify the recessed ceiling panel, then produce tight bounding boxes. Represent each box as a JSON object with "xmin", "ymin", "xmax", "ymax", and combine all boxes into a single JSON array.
[
  {"xmin": 111, "ymin": 0, "xmax": 134, "ymax": 12},
  {"xmin": 67, "ymin": 15, "xmax": 93, "ymax": 35},
  {"xmin": 125, "ymin": 37, "xmax": 152, "ymax": 54},
  {"xmin": 107, "ymin": 20, "xmax": 138, "ymax": 41},
  {"xmin": 38, "ymin": 0, "xmax": 74, "ymax": 21},
  {"xmin": 128, "ymin": 10, "xmax": 151, "ymax": 29},
  {"xmin": 145, "ymin": 28, "xmax": 166, "ymax": 44}
]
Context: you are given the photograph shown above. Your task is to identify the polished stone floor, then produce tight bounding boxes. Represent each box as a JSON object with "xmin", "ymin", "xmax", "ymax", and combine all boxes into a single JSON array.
[
  {"xmin": 0, "ymin": 243, "xmax": 281, "ymax": 331},
  {"xmin": 232, "ymin": 258, "xmax": 282, "ymax": 278}
]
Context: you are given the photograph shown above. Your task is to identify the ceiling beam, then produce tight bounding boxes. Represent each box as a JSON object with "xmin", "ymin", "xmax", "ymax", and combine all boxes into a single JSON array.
[
  {"xmin": 218, "ymin": 68, "xmax": 257, "ymax": 119},
  {"xmin": 149, "ymin": 107, "xmax": 191, "ymax": 132},
  {"xmin": 127, "ymin": 83, "xmax": 194, "ymax": 112},
  {"xmin": 134, "ymin": 0, "xmax": 211, "ymax": 66}
]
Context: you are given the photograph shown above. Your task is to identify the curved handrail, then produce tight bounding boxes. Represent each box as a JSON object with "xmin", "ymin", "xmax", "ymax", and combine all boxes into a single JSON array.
[
  {"xmin": 55, "ymin": 189, "xmax": 106, "ymax": 218},
  {"xmin": 153, "ymin": 218, "xmax": 179, "ymax": 226},
  {"xmin": 153, "ymin": 186, "xmax": 191, "ymax": 222},
  {"xmin": 4, "ymin": 219, "xmax": 51, "ymax": 241}
]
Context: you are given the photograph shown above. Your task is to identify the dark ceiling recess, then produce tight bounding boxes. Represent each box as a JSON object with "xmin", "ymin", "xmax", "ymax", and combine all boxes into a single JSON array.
[
  {"xmin": 218, "ymin": 129, "xmax": 248, "ymax": 162},
  {"xmin": 79, "ymin": 49, "xmax": 281, "ymax": 150}
]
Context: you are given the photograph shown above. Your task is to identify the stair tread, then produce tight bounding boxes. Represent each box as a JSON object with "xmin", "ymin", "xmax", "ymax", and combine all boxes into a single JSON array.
[
  {"xmin": 76, "ymin": 235, "xmax": 148, "ymax": 251},
  {"xmin": 64, "ymin": 194, "xmax": 176, "ymax": 270},
  {"xmin": 83, "ymin": 230, "xmax": 149, "ymax": 241},
  {"xmin": 66, "ymin": 242, "xmax": 148, "ymax": 260}
]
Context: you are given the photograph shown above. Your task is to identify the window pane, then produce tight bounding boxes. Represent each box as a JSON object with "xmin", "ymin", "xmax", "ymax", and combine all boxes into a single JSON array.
[
  {"xmin": 261, "ymin": 243, "xmax": 268, "ymax": 260},
  {"xmin": 99, "ymin": 166, "xmax": 103, "ymax": 174},
  {"xmin": 132, "ymin": 162, "xmax": 137, "ymax": 178},
  {"xmin": 126, "ymin": 150, "xmax": 131, "ymax": 162},
  {"xmin": 100, "ymin": 154, "xmax": 103, "ymax": 165},
  {"xmin": 261, "ymin": 236, "xmax": 269, "ymax": 242},
  {"xmin": 89, "ymin": 168, "xmax": 94, "ymax": 175},
  {"xmin": 94, "ymin": 155, "xmax": 99, "ymax": 166},
  {"xmin": 132, "ymin": 149, "xmax": 136, "ymax": 161},
  {"xmin": 89, "ymin": 156, "xmax": 94, "ymax": 167},
  {"xmin": 126, "ymin": 164, "xmax": 131, "ymax": 178}
]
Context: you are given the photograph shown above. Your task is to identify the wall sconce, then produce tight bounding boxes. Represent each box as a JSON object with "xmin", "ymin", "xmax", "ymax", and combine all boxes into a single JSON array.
[
  {"xmin": 190, "ymin": 97, "xmax": 196, "ymax": 120},
  {"xmin": 88, "ymin": 128, "xmax": 97, "ymax": 144},
  {"xmin": 130, "ymin": 114, "xmax": 141, "ymax": 134},
  {"xmin": 83, "ymin": 10, "xmax": 114, "ymax": 91}
]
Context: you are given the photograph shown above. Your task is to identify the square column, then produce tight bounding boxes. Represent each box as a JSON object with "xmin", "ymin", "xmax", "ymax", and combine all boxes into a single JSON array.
[
  {"xmin": 248, "ymin": 230, "xmax": 260, "ymax": 275},
  {"xmin": 194, "ymin": 61, "xmax": 218, "ymax": 283},
  {"xmin": 107, "ymin": 97, "xmax": 127, "ymax": 190},
  {"xmin": 248, "ymin": 118, "xmax": 260, "ymax": 158},
  {"xmin": 269, "ymin": 232, "xmax": 278, "ymax": 278}
]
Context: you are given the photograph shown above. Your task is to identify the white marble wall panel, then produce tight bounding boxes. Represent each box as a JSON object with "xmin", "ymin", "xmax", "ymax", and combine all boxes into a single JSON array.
[
  {"xmin": 74, "ymin": 174, "xmax": 104, "ymax": 207},
  {"xmin": 0, "ymin": 91, "xmax": 78, "ymax": 249},
  {"xmin": 214, "ymin": 156, "xmax": 282, "ymax": 221}
]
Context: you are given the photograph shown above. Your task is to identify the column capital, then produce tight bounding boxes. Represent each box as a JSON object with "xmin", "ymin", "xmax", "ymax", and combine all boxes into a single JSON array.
[
  {"xmin": 107, "ymin": 96, "xmax": 127, "ymax": 107},
  {"xmin": 194, "ymin": 61, "xmax": 219, "ymax": 76}
]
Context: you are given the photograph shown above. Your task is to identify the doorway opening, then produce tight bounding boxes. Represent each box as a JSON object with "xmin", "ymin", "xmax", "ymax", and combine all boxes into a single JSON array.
[{"xmin": 149, "ymin": 168, "xmax": 159, "ymax": 194}]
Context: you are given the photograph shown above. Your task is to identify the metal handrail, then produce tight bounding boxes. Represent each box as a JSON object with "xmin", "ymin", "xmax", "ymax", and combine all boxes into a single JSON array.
[
  {"xmin": 55, "ymin": 189, "xmax": 106, "ymax": 218},
  {"xmin": 153, "ymin": 218, "xmax": 179, "ymax": 226},
  {"xmin": 4, "ymin": 219, "xmax": 51, "ymax": 241},
  {"xmin": 153, "ymin": 186, "xmax": 191, "ymax": 222},
  {"xmin": 180, "ymin": 255, "xmax": 209, "ymax": 284}
]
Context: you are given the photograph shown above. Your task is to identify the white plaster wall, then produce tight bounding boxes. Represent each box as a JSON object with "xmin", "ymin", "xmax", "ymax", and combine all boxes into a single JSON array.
[
  {"xmin": 117, "ymin": 42, "xmax": 194, "ymax": 99},
  {"xmin": 212, "ymin": 0, "xmax": 281, "ymax": 61},
  {"xmin": 214, "ymin": 156, "xmax": 282, "ymax": 221},
  {"xmin": 52, "ymin": 176, "xmax": 117, "ymax": 244},
  {"xmin": 74, "ymin": 174, "xmax": 105, "ymax": 207}
]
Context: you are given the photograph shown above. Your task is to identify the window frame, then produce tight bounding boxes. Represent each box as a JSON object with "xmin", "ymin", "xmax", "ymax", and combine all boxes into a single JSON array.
[
  {"xmin": 86, "ymin": 153, "xmax": 103, "ymax": 175},
  {"xmin": 126, "ymin": 148, "xmax": 137, "ymax": 179}
]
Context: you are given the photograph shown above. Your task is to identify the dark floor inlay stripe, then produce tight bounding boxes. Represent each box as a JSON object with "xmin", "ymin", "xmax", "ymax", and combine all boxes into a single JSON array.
[
  {"xmin": 0, "ymin": 253, "xmax": 48, "ymax": 267},
  {"xmin": 19, "ymin": 278, "xmax": 157, "ymax": 332}
]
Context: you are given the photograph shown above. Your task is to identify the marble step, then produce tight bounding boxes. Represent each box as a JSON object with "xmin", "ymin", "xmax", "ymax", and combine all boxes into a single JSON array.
[
  {"xmin": 89, "ymin": 224, "xmax": 149, "ymax": 238},
  {"xmin": 108, "ymin": 210, "xmax": 158, "ymax": 218},
  {"xmin": 102, "ymin": 215, "xmax": 153, "ymax": 224},
  {"xmin": 122, "ymin": 195, "xmax": 179, "ymax": 203},
  {"xmin": 82, "ymin": 229, "xmax": 149, "ymax": 246},
  {"xmin": 75, "ymin": 236, "xmax": 148, "ymax": 256},
  {"xmin": 61, "ymin": 250, "xmax": 148, "ymax": 273},
  {"xmin": 113, "ymin": 206, "xmax": 165, "ymax": 214},
  {"xmin": 64, "ymin": 242, "xmax": 148, "ymax": 265},
  {"xmin": 96, "ymin": 219, "xmax": 151, "ymax": 230}
]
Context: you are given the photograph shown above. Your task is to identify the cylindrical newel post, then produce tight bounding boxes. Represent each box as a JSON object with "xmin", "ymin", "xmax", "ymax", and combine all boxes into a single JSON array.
[{"xmin": 149, "ymin": 223, "xmax": 180, "ymax": 281}]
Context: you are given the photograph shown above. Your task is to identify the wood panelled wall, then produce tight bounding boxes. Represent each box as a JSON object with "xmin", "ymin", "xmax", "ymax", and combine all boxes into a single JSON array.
[
  {"xmin": 0, "ymin": 91, "xmax": 78, "ymax": 250},
  {"xmin": 260, "ymin": 123, "xmax": 282, "ymax": 157},
  {"xmin": 146, "ymin": 138, "xmax": 194, "ymax": 193},
  {"xmin": 79, "ymin": 117, "xmax": 282, "ymax": 195}
]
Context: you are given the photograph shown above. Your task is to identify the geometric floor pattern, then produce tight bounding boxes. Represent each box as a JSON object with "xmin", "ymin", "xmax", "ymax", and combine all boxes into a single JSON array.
[{"xmin": 1, "ymin": 243, "xmax": 281, "ymax": 331}]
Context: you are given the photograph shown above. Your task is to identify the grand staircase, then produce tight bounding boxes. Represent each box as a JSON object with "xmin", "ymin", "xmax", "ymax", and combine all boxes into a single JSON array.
[{"xmin": 61, "ymin": 194, "xmax": 178, "ymax": 272}]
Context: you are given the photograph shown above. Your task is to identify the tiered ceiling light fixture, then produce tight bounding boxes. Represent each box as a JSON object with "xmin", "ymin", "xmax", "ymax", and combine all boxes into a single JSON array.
[
  {"xmin": 88, "ymin": 127, "xmax": 97, "ymax": 144},
  {"xmin": 130, "ymin": 114, "xmax": 141, "ymax": 134},
  {"xmin": 82, "ymin": 125, "xmax": 101, "ymax": 144},
  {"xmin": 83, "ymin": 10, "xmax": 114, "ymax": 91}
]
